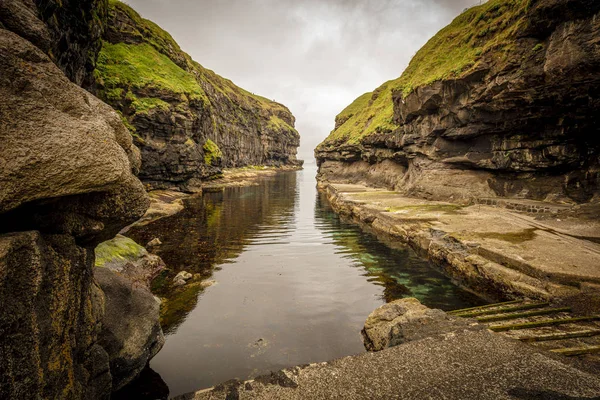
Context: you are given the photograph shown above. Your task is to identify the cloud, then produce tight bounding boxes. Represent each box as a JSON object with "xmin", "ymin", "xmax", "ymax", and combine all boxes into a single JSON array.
[{"xmin": 124, "ymin": 0, "xmax": 479, "ymax": 160}]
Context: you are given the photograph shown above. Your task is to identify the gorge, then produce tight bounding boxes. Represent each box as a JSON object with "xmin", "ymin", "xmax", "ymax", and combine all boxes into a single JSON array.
[{"xmin": 1, "ymin": 0, "xmax": 600, "ymax": 399}]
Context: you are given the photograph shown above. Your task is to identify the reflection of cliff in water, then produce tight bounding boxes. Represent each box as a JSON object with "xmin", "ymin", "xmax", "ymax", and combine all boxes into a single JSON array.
[
  {"xmin": 314, "ymin": 192, "xmax": 484, "ymax": 310},
  {"xmin": 127, "ymin": 173, "xmax": 298, "ymax": 333}
]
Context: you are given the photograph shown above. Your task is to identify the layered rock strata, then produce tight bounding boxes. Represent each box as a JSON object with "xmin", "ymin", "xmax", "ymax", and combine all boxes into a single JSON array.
[
  {"xmin": 316, "ymin": 0, "xmax": 600, "ymax": 205},
  {"xmin": 94, "ymin": 1, "xmax": 302, "ymax": 191}
]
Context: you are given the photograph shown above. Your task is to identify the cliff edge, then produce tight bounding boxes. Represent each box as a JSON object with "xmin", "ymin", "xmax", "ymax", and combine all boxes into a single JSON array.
[
  {"xmin": 94, "ymin": 0, "xmax": 302, "ymax": 191},
  {"xmin": 316, "ymin": 0, "xmax": 600, "ymax": 204}
]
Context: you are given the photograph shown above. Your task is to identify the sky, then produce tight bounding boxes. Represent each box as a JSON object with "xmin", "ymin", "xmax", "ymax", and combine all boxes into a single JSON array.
[{"xmin": 125, "ymin": 0, "xmax": 478, "ymax": 161}]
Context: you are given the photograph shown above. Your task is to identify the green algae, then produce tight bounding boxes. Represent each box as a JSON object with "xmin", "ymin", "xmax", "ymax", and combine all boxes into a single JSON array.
[
  {"xmin": 386, "ymin": 204, "xmax": 465, "ymax": 215},
  {"xmin": 474, "ymin": 228, "xmax": 537, "ymax": 244},
  {"xmin": 94, "ymin": 235, "xmax": 146, "ymax": 268}
]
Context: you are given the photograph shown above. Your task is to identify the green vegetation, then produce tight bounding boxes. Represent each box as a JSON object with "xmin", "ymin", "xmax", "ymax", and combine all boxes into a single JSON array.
[
  {"xmin": 475, "ymin": 228, "xmax": 537, "ymax": 243},
  {"xmin": 95, "ymin": 41, "xmax": 207, "ymax": 106},
  {"xmin": 94, "ymin": 235, "xmax": 146, "ymax": 268},
  {"xmin": 532, "ymin": 43, "xmax": 544, "ymax": 52},
  {"xmin": 322, "ymin": 0, "xmax": 530, "ymax": 146},
  {"xmin": 386, "ymin": 204, "xmax": 465, "ymax": 215},
  {"xmin": 268, "ymin": 115, "xmax": 295, "ymax": 131},
  {"xmin": 97, "ymin": 1, "xmax": 298, "ymax": 142},
  {"xmin": 131, "ymin": 96, "xmax": 171, "ymax": 115},
  {"xmin": 203, "ymin": 139, "xmax": 223, "ymax": 165}
]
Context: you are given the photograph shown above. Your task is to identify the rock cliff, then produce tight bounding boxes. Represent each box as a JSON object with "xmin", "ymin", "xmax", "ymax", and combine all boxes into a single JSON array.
[
  {"xmin": 93, "ymin": 0, "xmax": 302, "ymax": 191},
  {"xmin": 316, "ymin": 0, "xmax": 600, "ymax": 204},
  {"xmin": 0, "ymin": 1, "xmax": 162, "ymax": 398}
]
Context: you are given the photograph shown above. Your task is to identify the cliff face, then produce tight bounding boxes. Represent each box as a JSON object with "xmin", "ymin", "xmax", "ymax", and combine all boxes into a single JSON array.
[
  {"xmin": 316, "ymin": 0, "xmax": 600, "ymax": 204},
  {"xmin": 93, "ymin": 1, "xmax": 301, "ymax": 191},
  {"xmin": 0, "ymin": 1, "xmax": 163, "ymax": 398}
]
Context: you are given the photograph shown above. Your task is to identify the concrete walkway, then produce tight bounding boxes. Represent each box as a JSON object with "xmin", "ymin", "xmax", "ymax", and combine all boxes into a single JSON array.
[
  {"xmin": 322, "ymin": 183, "xmax": 600, "ymax": 300},
  {"xmin": 176, "ymin": 329, "xmax": 600, "ymax": 399}
]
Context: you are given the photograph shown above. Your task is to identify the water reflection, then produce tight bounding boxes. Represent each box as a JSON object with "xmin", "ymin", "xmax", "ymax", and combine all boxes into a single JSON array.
[{"xmin": 125, "ymin": 165, "xmax": 484, "ymax": 397}]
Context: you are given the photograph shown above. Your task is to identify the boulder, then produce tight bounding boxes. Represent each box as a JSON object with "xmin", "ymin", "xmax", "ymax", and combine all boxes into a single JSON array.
[
  {"xmin": 94, "ymin": 267, "xmax": 164, "ymax": 391},
  {"xmin": 361, "ymin": 298, "xmax": 480, "ymax": 352},
  {"xmin": 0, "ymin": 14, "xmax": 151, "ymax": 399},
  {"xmin": 95, "ymin": 235, "xmax": 165, "ymax": 288}
]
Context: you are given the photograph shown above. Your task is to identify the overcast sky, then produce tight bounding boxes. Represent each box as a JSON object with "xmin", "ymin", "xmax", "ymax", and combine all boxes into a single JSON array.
[{"xmin": 125, "ymin": 0, "xmax": 477, "ymax": 161}]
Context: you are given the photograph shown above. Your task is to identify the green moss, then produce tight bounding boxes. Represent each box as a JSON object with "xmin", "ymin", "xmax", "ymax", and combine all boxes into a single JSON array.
[
  {"xmin": 386, "ymin": 204, "xmax": 465, "ymax": 215},
  {"xmin": 475, "ymin": 228, "xmax": 537, "ymax": 243},
  {"xmin": 131, "ymin": 97, "xmax": 171, "ymax": 115},
  {"xmin": 321, "ymin": 0, "xmax": 530, "ymax": 147},
  {"xmin": 94, "ymin": 235, "xmax": 146, "ymax": 268},
  {"xmin": 532, "ymin": 43, "xmax": 544, "ymax": 52},
  {"xmin": 95, "ymin": 41, "xmax": 207, "ymax": 104},
  {"xmin": 203, "ymin": 139, "xmax": 223, "ymax": 165}
]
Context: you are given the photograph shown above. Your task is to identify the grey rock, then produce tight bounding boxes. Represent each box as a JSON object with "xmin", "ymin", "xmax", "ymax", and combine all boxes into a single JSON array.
[
  {"xmin": 94, "ymin": 267, "xmax": 164, "ymax": 391},
  {"xmin": 316, "ymin": 0, "xmax": 600, "ymax": 204},
  {"xmin": 361, "ymin": 297, "xmax": 480, "ymax": 351}
]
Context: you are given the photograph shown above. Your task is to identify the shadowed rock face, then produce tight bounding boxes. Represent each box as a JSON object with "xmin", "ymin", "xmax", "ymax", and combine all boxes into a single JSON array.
[
  {"xmin": 0, "ymin": 3, "xmax": 160, "ymax": 398},
  {"xmin": 316, "ymin": 0, "xmax": 600, "ymax": 204},
  {"xmin": 93, "ymin": 1, "xmax": 302, "ymax": 192}
]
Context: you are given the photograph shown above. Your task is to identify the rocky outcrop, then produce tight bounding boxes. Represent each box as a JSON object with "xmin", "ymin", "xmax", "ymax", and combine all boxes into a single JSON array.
[
  {"xmin": 316, "ymin": 0, "xmax": 600, "ymax": 205},
  {"xmin": 0, "ymin": 4, "xmax": 160, "ymax": 398},
  {"xmin": 93, "ymin": 1, "xmax": 302, "ymax": 192},
  {"xmin": 361, "ymin": 298, "xmax": 479, "ymax": 352},
  {"xmin": 0, "ymin": 0, "xmax": 108, "ymax": 87}
]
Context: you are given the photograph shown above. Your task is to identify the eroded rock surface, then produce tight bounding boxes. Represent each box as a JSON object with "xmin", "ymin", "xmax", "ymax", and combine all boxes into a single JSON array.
[
  {"xmin": 316, "ymin": 0, "xmax": 600, "ymax": 204},
  {"xmin": 361, "ymin": 298, "xmax": 479, "ymax": 351},
  {"xmin": 94, "ymin": 267, "xmax": 164, "ymax": 391},
  {"xmin": 0, "ymin": 5, "xmax": 158, "ymax": 398},
  {"xmin": 93, "ymin": 1, "xmax": 302, "ymax": 191}
]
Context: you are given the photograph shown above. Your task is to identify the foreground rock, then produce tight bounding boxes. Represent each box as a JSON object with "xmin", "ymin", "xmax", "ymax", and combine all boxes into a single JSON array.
[
  {"xmin": 94, "ymin": 267, "xmax": 164, "ymax": 391},
  {"xmin": 178, "ymin": 328, "xmax": 600, "ymax": 399},
  {"xmin": 0, "ymin": 6, "xmax": 154, "ymax": 398},
  {"xmin": 362, "ymin": 298, "xmax": 480, "ymax": 351},
  {"xmin": 322, "ymin": 183, "xmax": 600, "ymax": 301}
]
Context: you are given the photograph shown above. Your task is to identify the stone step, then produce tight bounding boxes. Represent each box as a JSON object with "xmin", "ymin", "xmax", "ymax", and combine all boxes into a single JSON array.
[
  {"xmin": 452, "ymin": 302, "xmax": 549, "ymax": 318},
  {"xmin": 476, "ymin": 307, "xmax": 572, "ymax": 323}
]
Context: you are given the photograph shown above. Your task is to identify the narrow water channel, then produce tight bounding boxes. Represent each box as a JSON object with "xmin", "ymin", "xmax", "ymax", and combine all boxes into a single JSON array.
[{"xmin": 126, "ymin": 163, "xmax": 484, "ymax": 397}]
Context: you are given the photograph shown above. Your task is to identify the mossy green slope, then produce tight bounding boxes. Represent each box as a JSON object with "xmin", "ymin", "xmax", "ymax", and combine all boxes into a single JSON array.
[
  {"xmin": 320, "ymin": 0, "xmax": 530, "ymax": 147},
  {"xmin": 95, "ymin": 0, "xmax": 296, "ymax": 128}
]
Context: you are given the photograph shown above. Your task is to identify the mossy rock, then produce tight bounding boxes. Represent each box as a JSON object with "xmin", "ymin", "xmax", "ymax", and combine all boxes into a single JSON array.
[
  {"xmin": 203, "ymin": 139, "xmax": 223, "ymax": 166},
  {"xmin": 94, "ymin": 234, "xmax": 147, "ymax": 269}
]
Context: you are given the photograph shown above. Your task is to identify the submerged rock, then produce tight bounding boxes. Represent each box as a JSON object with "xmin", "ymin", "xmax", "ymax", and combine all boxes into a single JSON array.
[{"xmin": 361, "ymin": 298, "xmax": 479, "ymax": 352}]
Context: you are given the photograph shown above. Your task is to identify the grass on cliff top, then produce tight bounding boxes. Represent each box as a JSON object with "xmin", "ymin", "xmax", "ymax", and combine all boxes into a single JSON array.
[
  {"xmin": 104, "ymin": 1, "xmax": 295, "ymax": 129},
  {"xmin": 321, "ymin": 0, "xmax": 530, "ymax": 147},
  {"xmin": 95, "ymin": 42, "xmax": 207, "ymax": 105},
  {"xmin": 108, "ymin": 0, "xmax": 184, "ymax": 59}
]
